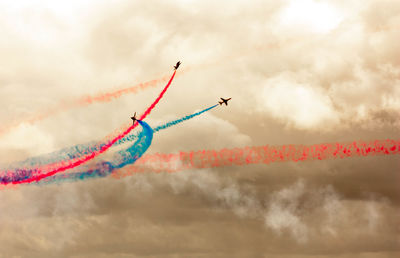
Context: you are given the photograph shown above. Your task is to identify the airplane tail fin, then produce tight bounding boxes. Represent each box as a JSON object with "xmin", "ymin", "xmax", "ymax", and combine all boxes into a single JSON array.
[{"xmin": 219, "ymin": 101, "xmax": 223, "ymax": 105}]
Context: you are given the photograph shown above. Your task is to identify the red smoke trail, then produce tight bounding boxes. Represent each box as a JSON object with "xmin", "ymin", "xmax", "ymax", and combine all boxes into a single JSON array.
[
  {"xmin": 76, "ymin": 73, "xmax": 173, "ymax": 105},
  {"xmin": 5, "ymin": 71, "xmax": 176, "ymax": 185},
  {"xmin": 112, "ymin": 139, "xmax": 400, "ymax": 177},
  {"xmin": 0, "ymin": 72, "xmax": 173, "ymax": 138}
]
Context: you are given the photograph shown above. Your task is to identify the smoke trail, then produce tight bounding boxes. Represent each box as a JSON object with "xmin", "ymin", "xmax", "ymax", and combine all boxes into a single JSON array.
[
  {"xmin": 115, "ymin": 139, "xmax": 400, "ymax": 176},
  {"xmin": 0, "ymin": 70, "xmax": 176, "ymax": 185},
  {"xmin": 44, "ymin": 105, "xmax": 219, "ymax": 183},
  {"xmin": 0, "ymin": 73, "xmax": 175, "ymax": 138},
  {"xmin": 48, "ymin": 137, "xmax": 398, "ymax": 184},
  {"xmin": 152, "ymin": 104, "xmax": 218, "ymax": 133},
  {"xmin": 4, "ymin": 104, "xmax": 218, "ymax": 170},
  {"xmin": 119, "ymin": 104, "xmax": 219, "ymax": 145},
  {"xmin": 2, "ymin": 140, "xmax": 106, "ymax": 171},
  {"xmin": 39, "ymin": 120, "xmax": 153, "ymax": 184}
]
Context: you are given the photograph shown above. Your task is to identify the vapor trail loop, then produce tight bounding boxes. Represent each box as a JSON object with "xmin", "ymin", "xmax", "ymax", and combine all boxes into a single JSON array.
[
  {"xmin": 4, "ymin": 104, "xmax": 218, "ymax": 170},
  {"xmin": 40, "ymin": 120, "xmax": 153, "ymax": 184},
  {"xmin": 42, "ymin": 104, "xmax": 219, "ymax": 184}
]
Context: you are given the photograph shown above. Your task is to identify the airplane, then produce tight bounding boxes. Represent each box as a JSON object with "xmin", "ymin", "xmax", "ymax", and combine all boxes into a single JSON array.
[
  {"xmin": 219, "ymin": 97, "xmax": 231, "ymax": 106},
  {"xmin": 130, "ymin": 112, "xmax": 137, "ymax": 124},
  {"xmin": 174, "ymin": 61, "xmax": 181, "ymax": 70}
]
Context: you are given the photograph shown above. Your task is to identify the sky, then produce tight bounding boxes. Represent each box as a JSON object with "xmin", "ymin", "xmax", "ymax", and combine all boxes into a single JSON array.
[{"xmin": 0, "ymin": 0, "xmax": 399, "ymax": 257}]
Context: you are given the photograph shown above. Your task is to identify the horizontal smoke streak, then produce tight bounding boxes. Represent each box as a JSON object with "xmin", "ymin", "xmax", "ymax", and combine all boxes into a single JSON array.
[{"xmin": 115, "ymin": 139, "xmax": 400, "ymax": 176}]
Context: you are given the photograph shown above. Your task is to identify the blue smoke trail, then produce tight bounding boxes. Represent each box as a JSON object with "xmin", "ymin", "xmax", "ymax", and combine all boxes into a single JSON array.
[
  {"xmin": 0, "ymin": 139, "xmax": 105, "ymax": 173},
  {"xmin": 39, "ymin": 120, "xmax": 153, "ymax": 184},
  {"xmin": 40, "ymin": 104, "xmax": 218, "ymax": 184},
  {"xmin": 4, "ymin": 104, "xmax": 218, "ymax": 169},
  {"xmin": 152, "ymin": 104, "xmax": 218, "ymax": 132},
  {"xmin": 1, "ymin": 104, "xmax": 218, "ymax": 183},
  {"xmin": 121, "ymin": 104, "xmax": 218, "ymax": 142}
]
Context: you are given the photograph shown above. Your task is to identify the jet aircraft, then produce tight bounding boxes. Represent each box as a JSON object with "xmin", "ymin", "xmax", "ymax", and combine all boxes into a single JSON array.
[
  {"xmin": 219, "ymin": 97, "xmax": 231, "ymax": 106},
  {"xmin": 130, "ymin": 112, "xmax": 137, "ymax": 124},
  {"xmin": 174, "ymin": 61, "xmax": 181, "ymax": 70}
]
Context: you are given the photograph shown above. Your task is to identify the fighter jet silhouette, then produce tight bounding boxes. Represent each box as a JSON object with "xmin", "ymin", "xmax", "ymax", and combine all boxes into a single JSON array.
[
  {"xmin": 130, "ymin": 112, "xmax": 137, "ymax": 125},
  {"xmin": 174, "ymin": 61, "xmax": 181, "ymax": 70},
  {"xmin": 219, "ymin": 97, "xmax": 231, "ymax": 106}
]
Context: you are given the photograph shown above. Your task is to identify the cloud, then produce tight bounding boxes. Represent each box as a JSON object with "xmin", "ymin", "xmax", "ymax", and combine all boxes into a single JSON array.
[
  {"xmin": 277, "ymin": 0, "xmax": 344, "ymax": 34},
  {"xmin": 259, "ymin": 75, "xmax": 339, "ymax": 130},
  {"xmin": 0, "ymin": 123, "xmax": 55, "ymax": 163},
  {"xmin": 163, "ymin": 169, "xmax": 262, "ymax": 218},
  {"xmin": 264, "ymin": 180, "xmax": 308, "ymax": 243},
  {"xmin": 0, "ymin": 0, "xmax": 399, "ymax": 256}
]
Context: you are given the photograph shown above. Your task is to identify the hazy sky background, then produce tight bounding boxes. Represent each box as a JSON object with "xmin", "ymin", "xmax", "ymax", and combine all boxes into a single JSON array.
[{"xmin": 0, "ymin": 0, "xmax": 399, "ymax": 257}]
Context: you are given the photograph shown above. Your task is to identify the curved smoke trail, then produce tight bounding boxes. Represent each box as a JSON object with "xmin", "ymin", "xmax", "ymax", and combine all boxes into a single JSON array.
[
  {"xmin": 39, "ymin": 120, "xmax": 153, "ymax": 184},
  {"xmin": 120, "ymin": 104, "xmax": 219, "ymax": 144},
  {"xmin": 3, "ymin": 104, "xmax": 219, "ymax": 170},
  {"xmin": 0, "ymin": 70, "xmax": 176, "ymax": 185},
  {"xmin": 43, "ymin": 104, "xmax": 219, "ymax": 184}
]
